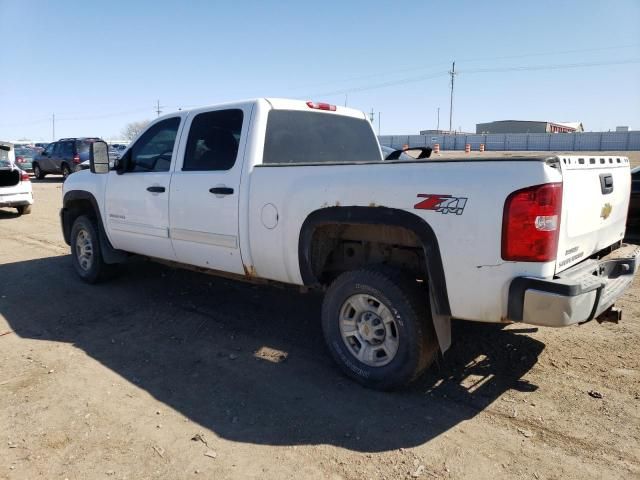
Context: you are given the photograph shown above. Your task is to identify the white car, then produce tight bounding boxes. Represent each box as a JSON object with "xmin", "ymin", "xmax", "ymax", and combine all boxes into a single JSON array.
[
  {"xmin": 0, "ymin": 144, "xmax": 33, "ymax": 215},
  {"xmin": 60, "ymin": 98, "xmax": 638, "ymax": 390}
]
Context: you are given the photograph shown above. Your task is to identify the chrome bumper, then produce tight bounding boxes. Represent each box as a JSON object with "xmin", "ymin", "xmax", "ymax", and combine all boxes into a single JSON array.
[{"xmin": 508, "ymin": 244, "xmax": 640, "ymax": 327}]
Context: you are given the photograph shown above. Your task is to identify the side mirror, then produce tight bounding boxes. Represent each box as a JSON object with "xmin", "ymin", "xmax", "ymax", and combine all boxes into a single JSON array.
[{"xmin": 90, "ymin": 141, "xmax": 110, "ymax": 174}]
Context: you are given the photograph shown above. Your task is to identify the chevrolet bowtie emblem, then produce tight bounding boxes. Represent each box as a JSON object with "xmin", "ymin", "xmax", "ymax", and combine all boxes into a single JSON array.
[{"xmin": 600, "ymin": 203, "xmax": 612, "ymax": 220}]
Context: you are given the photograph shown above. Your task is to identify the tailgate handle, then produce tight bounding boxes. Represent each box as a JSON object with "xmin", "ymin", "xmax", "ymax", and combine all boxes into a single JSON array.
[{"xmin": 599, "ymin": 173, "xmax": 613, "ymax": 195}]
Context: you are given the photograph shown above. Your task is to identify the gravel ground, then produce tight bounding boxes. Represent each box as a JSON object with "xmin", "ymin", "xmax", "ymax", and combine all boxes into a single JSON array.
[{"xmin": 1, "ymin": 160, "xmax": 639, "ymax": 479}]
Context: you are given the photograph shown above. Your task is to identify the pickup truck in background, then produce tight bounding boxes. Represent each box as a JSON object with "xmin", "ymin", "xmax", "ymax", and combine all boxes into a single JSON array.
[{"xmin": 60, "ymin": 98, "xmax": 640, "ymax": 390}]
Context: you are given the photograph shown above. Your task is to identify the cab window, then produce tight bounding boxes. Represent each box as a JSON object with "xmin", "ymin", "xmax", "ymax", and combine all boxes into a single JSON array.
[
  {"xmin": 183, "ymin": 109, "xmax": 243, "ymax": 171},
  {"xmin": 125, "ymin": 117, "xmax": 180, "ymax": 172}
]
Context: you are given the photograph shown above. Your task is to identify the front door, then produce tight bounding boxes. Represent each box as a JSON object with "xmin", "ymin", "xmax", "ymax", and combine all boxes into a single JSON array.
[
  {"xmin": 40, "ymin": 142, "xmax": 56, "ymax": 171},
  {"xmin": 104, "ymin": 116, "xmax": 183, "ymax": 260},
  {"xmin": 169, "ymin": 106, "xmax": 251, "ymax": 275}
]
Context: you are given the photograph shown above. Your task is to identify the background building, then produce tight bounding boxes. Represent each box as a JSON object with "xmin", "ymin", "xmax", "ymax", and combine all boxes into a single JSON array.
[{"xmin": 476, "ymin": 120, "xmax": 584, "ymax": 134}]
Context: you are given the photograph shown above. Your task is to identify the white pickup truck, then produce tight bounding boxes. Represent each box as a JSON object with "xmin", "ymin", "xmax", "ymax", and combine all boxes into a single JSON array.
[{"xmin": 61, "ymin": 98, "xmax": 640, "ymax": 390}]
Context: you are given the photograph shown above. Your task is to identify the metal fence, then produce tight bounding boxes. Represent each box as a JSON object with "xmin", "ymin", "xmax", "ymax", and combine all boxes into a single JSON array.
[{"xmin": 378, "ymin": 131, "xmax": 640, "ymax": 151}]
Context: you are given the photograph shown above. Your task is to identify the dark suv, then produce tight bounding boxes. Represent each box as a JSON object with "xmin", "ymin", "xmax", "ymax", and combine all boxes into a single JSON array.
[{"xmin": 33, "ymin": 138, "xmax": 101, "ymax": 179}]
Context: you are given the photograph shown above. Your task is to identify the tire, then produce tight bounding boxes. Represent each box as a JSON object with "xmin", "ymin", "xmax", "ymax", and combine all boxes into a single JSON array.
[
  {"xmin": 70, "ymin": 215, "xmax": 117, "ymax": 283},
  {"xmin": 33, "ymin": 163, "xmax": 46, "ymax": 180},
  {"xmin": 61, "ymin": 163, "xmax": 71, "ymax": 179},
  {"xmin": 321, "ymin": 266, "xmax": 438, "ymax": 390},
  {"xmin": 16, "ymin": 205, "xmax": 32, "ymax": 215}
]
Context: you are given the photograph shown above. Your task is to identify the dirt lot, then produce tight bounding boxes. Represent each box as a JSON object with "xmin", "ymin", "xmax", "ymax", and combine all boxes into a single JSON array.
[{"xmin": 1, "ymin": 159, "xmax": 640, "ymax": 479}]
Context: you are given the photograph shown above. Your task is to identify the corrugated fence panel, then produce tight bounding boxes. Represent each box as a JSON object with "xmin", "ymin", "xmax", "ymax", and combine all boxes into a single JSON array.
[
  {"xmin": 601, "ymin": 133, "xmax": 628, "ymax": 150},
  {"xmin": 575, "ymin": 133, "xmax": 600, "ymax": 150},
  {"xmin": 505, "ymin": 134, "xmax": 527, "ymax": 150},
  {"xmin": 485, "ymin": 135, "xmax": 505, "ymax": 151},
  {"xmin": 549, "ymin": 134, "xmax": 575, "ymax": 150},
  {"xmin": 526, "ymin": 134, "xmax": 547, "ymax": 150},
  {"xmin": 465, "ymin": 135, "xmax": 485, "ymax": 149},
  {"xmin": 379, "ymin": 132, "xmax": 639, "ymax": 151}
]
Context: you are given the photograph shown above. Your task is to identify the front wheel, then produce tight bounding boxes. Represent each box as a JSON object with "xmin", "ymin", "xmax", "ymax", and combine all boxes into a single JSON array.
[
  {"xmin": 33, "ymin": 163, "xmax": 45, "ymax": 180},
  {"xmin": 322, "ymin": 266, "xmax": 438, "ymax": 390},
  {"xmin": 70, "ymin": 215, "xmax": 117, "ymax": 283},
  {"xmin": 61, "ymin": 163, "xmax": 71, "ymax": 179}
]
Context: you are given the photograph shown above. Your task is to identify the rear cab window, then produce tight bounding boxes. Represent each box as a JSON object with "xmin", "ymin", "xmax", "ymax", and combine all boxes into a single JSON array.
[
  {"xmin": 262, "ymin": 110, "xmax": 381, "ymax": 165},
  {"xmin": 183, "ymin": 109, "xmax": 243, "ymax": 171}
]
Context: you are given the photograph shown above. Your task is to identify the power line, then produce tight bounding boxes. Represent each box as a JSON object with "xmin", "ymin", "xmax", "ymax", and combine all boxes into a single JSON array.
[
  {"xmin": 460, "ymin": 58, "xmax": 640, "ymax": 74},
  {"xmin": 289, "ymin": 42, "xmax": 640, "ymax": 94},
  {"xmin": 307, "ymin": 57, "xmax": 640, "ymax": 99}
]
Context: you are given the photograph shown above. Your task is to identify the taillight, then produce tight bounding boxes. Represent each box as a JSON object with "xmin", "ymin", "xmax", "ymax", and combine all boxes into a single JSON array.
[
  {"xmin": 16, "ymin": 156, "xmax": 24, "ymax": 163},
  {"xmin": 73, "ymin": 154, "xmax": 81, "ymax": 164},
  {"xmin": 306, "ymin": 101, "xmax": 336, "ymax": 111},
  {"xmin": 502, "ymin": 183, "xmax": 562, "ymax": 262},
  {"xmin": 20, "ymin": 171, "xmax": 30, "ymax": 182}
]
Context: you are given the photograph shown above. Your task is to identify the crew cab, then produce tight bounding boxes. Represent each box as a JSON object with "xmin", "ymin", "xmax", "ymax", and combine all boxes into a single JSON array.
[{"xmin": 60, "ymin": 98, "xmax": 639, "ymax": 390}]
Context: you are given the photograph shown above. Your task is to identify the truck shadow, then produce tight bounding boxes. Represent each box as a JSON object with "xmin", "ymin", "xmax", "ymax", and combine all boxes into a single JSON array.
[{"xmin": 0, "ymin": 256, "xmax": 544, "ymax": 452}]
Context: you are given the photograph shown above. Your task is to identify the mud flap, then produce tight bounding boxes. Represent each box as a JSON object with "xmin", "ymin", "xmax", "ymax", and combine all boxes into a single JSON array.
[{"xmin": 429, "ymin": 287, "xmax": 451, "ymax": 353}]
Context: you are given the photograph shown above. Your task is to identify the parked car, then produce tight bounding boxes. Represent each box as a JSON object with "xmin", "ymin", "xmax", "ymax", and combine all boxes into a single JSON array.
[
  {"xmin": 14, "ymin": 147, "xmax": 35, "ymax": 172},
  {"xmin": 627, "ymin": 166, "xmax": 640, "ymax": 232},
  {"xmin": 0, "ymin": 145, "xmax": 33, "ymax": 215},
  {"xmin": 32, "ymin": 137, "xmax": 101, "ymax": 179},
  {"xmin": 60, "ymin": 98, "xmax": 638, "ymax": 390}
]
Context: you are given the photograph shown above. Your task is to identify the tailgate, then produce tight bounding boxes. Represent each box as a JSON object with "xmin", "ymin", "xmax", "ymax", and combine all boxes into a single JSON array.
[{"xmin": 556, "ymin": 155, "xmax": 630, "ymax": 273}]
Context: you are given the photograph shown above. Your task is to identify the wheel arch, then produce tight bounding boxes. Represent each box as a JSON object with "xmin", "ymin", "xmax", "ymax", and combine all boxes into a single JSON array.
[
  {"xmin": 298, "ymin": 206, "xmax": 451, "ymax": 318},
  {"xmin": 61, "ymin": 190, "xmax": 126, "ymax": 264}
]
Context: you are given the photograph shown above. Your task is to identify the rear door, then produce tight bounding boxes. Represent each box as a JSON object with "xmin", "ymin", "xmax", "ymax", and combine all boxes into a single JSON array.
[
  {"xmin": 168, "ymin": 105, "xmax": 251, "ymax": 274},
  {"xmin": 556, "ymin": 155, "xmax": 631, "ymax": 272}
]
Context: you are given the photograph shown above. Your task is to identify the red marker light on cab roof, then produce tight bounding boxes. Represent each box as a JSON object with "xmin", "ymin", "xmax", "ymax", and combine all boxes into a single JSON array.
[{"xmin": 306, "ymin": 101, "xmax": 336, "ymax": 111}]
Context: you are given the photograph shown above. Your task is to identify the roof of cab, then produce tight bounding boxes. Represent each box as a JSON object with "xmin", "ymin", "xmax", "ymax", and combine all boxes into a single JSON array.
[{"xmin": 156, "ymin": 98, "xmax": 367, "ymax": 121}]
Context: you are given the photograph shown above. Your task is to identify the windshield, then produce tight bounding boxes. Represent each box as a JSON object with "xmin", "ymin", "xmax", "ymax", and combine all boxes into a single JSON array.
[
  {"xmin": 0, "ymin": 148, "xmax": 10, "ymax": 167},
  {"xmin": 77, "ymin": 139, "xmax": 97, "ymax": 154},
  {"xmin": 14, "ymin": 148, "xmax": 34, "ymax": 157},
  {"xmin": 263, "ymin": 110, "xmax": 381, "ymax": 165}
]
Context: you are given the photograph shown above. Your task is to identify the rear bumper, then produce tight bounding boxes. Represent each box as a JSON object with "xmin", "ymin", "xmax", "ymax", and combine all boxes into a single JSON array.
[
  {"xmin": 0, "ymin": 192, "xmax": 33, "ymax": 208},
  {"xmin": 508, "ymin": 244, "xmax": 640, "ymax": 327}
]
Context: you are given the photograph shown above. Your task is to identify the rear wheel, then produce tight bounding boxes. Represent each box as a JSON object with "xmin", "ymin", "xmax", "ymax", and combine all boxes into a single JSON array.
[
  {"xmin": 33, "ymin": 163, "xmax": 45, "ymax": 180},
  {"xmin": 16, "ymin": 205, "xmax": 32, "ymax": 215},
  {"xmin": 321, "ymin": 266, "xmax": 438, "ymax": 390},
  {"xmin": 61, "ymin": 163, "xmax": 71, "ymax": 179},
  {"xmin": 70, "ymin": 215, "xmax": 117, "ymax": 283}
]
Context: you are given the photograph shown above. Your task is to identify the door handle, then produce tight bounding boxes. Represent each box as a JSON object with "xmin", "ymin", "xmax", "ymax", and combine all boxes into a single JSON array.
[
  {"xmin": 209, "ymin": 187, "xmax": 234, "ymax": 195},
  {"xmin": 147, "ymin": 186, "xmax": 166, "ymax": 193}
]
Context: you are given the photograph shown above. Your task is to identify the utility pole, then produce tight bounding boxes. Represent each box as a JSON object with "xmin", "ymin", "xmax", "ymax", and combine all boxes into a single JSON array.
[
  {"xmin": 52, "ymin": 113, "xmax": 55, "ymax": 141},
  {"xmin": 436, "ymin": 107, "xmax": 440, "ymax": 132},
  {"xmin": 378, "ymin": 112, "xmax": 381, "ymax": 136},
  {"xmin": 344, "ymin": 94, "xmax": 348, "ymax": 107},
  {"xmin": 369, "ymin": 108, "xmax": 375, "ymax": 124},
  {"xmin": 448, "ymin": 61, "xmax": 456, "ymax": 133},
  {"xmin": 155, "ymin": 100, "xmax": 163, "ymax": 117}
]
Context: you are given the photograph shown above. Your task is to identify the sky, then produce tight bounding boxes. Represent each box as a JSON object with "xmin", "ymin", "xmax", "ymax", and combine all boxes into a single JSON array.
[{"xmin": 0, "ymin": 0, "xmax": 639, "ymax": 141}]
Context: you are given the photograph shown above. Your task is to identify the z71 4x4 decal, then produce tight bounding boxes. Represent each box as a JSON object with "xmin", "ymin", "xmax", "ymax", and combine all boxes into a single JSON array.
[{"xmin": 414, "ymin": 194, "xmax": 468, "ymax": 215}]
